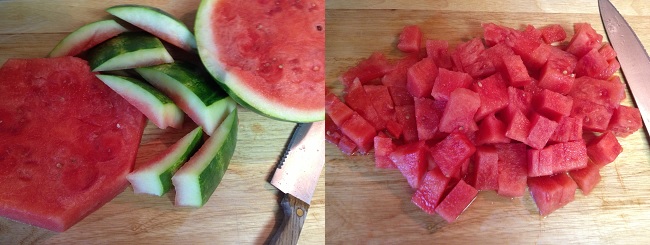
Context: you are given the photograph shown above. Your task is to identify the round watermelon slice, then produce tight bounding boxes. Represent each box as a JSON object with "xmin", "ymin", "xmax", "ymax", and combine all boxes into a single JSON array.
[
  {"xmin": 0, "ymin": 57, "xmax": 146, "ymax": 232},
  {"xmin": 195, "ymin": 0, "xmax": 325, "ymax": 122}
]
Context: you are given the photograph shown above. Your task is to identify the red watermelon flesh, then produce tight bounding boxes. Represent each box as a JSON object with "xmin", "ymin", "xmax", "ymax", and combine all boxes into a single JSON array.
[
  {"xmin": 438, "ymin": 88, "xmax": 480, "ymax": 133},
  {"xmin": 482, "ymin": 23, "xmax": 520, "ymax": 47},
  {"xmin": 533, "ymin": 89, "xmax": 574, "ymax": 121},
  {"xmin": 586, "ymin": 131, "xmax": 623, "ymax": 167},
  {"xmin": 382, "ymin": 54, "xmax": 420, "ymax": 88},
  {"xmin": 388, "ymin": 86, "xmax": 415, "ymax": 106},
  {"xmin": 554, "ymin": 172, "xmax": 578, "ymax": 207},
  {"xmin": 397, "ymin": 25, "xmax": 422, "ymax": 53},
  {"xmin": 407, "ymin": 57, "xmax": 438, "ymax": 98},
  {"xmin": 325, "ymin": 114, "xmax": 342, "ymax": 145},
  {"xmin": 566, "ymin": 23, "xmax": 603, "ymax": 58},
  {"xmin": 390, "ymin": 141, "xmax": 428, "ymax": 189},
  {"xmin": 425, "ymin": 39, "xmax": 453, "ymax": 69},
  {"xmin": 434, "ymin": 179, "xmax": 478, "ymax": 222},
  {"xmin": 414, "ymin": 97, "xmax": 445, "ymax": 141},
  {"xmin": 340, "ymin": 114, "xmax": 376, "ymax": 154},
  {"xmin": 395, "ymin": 105, "xmax": 418, "ymax": 143},
  {"xmin": 325, "ymin": 93, "xmax": 354, "ymax": 127},
  {"xmin": 502, "ymin": 55, "xmax": 532, "ymax": 87},
  {"xmin": 569, "ymin": 76, "xmax": 625, "ymax": 110},
  {"xmin": 469, "ymin": 146, "xmax": 499, "ymax": 190},
  {"xmin": 471, "ymin": 73, "xmax": 509, "ymax": 121},
  {"xmin": 337, "ymin": 136, "xmax": 358, "ymax": 156},
  {"xmin": 549, "ymin": 116, "xmax": 583, "ymax": 143},
  {"xmin": 411, "ymin": 167, "xmax": 450, "ymax": 214},
  {"xmin": 571, "ymin": 99, "xmax": 614, "ymax": 132},
  {"xmin": 574, "ymin": 48, "xmax": 610, "ymax": 80},
  {"xmin": 339, "ymin": 52, "xmax": 393, "ymax": 87},
  {"xmin": 504, "ymin": 110, "xmax": 531, "ymax": 143},
  {"xmin": 495, "ymin": 143, "xmax": 528, "ymax": 197},
  {"xmin": 527, "ymin": 175, "xmax": 564, "ymax": 216},
  {"xmin": 476, "ymin": 113, "xmax": 511, "ymax": 145},
  {"xmin": 345, "ymin": 79, "xmax": 386, "ymax": 130},
  {"xmin": 526, "ymin": 113, "xmax": 559, "ymax": 149},
  {"xmin": 540, "ymin": 24, "xmax": 567, "ymax": 44},
  {"xmin": 431, "ymin": 68, "xmax": 473, "ymax": 101},
  {"xmin": 569, "ymin": 161, "xmax": 602, "ymax": 195},
  {"xmin": 608, "ymin": 105, "xmax": 642, "ymax": 137},
  {"xmin": 545, "ymin": 141, "xmax": 589, "ymax": 174},
  {"xmin": 599, "ymin": 43, "xmax": 618, "ymax": 61},
  {"xmin": 430, "ymin": 132, "xmax": 476, "ymax": 178},
  {"xmin": 0, "ymin": 57, "xmax": 146, "ymax": 232},
  {"xmin": 364, "ymin": 85, "xmax": 397, "ymax": 122},
  {"xmin": 374, "ymin": 135, "xmax": 397, "ymax": 169}
]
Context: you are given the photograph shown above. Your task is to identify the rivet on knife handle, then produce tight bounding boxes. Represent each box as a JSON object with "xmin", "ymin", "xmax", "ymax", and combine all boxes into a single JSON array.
[{"xmin": 269, "ymin": 194, "xmax": 309, "ymax": 245}]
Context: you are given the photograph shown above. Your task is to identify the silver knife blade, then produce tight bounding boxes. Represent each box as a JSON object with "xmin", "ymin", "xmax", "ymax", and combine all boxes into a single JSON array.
[
  {"xmin": 271, "ymin": 121, "xmax": 325, "ymax": 204},
  {"xmin": 599, "ymin": 0, "xmax": 650, "ymax": 128}
]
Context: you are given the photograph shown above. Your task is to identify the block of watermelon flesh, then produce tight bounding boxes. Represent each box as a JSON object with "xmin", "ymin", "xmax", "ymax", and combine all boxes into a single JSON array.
[
  {"xmin": 364, "ymin": 85, "xmax": 397, "ymax": 122},
  {"xmin": 502, "ymin": 54, "xmax": 532, "ymax": 87},
  {"xmin": 528, "ymin": 148, "xmax": 552, "ymax": 177},
  {"xmin": 574, "ymin": 48, "xmax": 611, "ymax": 80},
  {"xmin": 510, "ymin": 35, "xmax": 550, "ymax": 71},
  {"xmin": 325, "ymin": 114, "xmax": 341, "ymax": 145},
  {"xmin": 435, "ymin": 179, "xmax": 478, "ymax": 223},
  {"xmin": 337, "ymin": 135, "xmax": 358, "ymax": 156},
  {"xmin": 501, "ymin": 87, "xmax": 533, "ymax": 122},
  {"xmin": 599, "ymin": 43, "xmax": 617, "ymax": 61},
  {"xmin": 544, "ymin": 141, "xmax": 589, "ymax": 174},
  {"xmin": 533, "ymin": 89, "xmax": 574, "ymax": 121},
  {"xmin": 388, "ymin": 86, "xmax": 415, "ymax": 106},
  {"xmin": 414, "ymin": 98, "xmax": 446, "ymax": 141},
  {"xmin": 527, "ymin": 175, "xmax": 564, "ymax": 216},
  {"xmin": 538, "ymin": 63, "xmax": 576, "ymax": 95},
  {"xmin": 549, "ymin": 116, "xmax": 583, "ymax": 143},
  {"xmin": 438, "ymin": 88, "xmax": 480, "ymax": 133},
  {"xmin": 339, "ymin": 52, "xmax": 393, "ymax": 87},
  {"xmin": 431, "ymin": 68, "xmax": 474, "ymax": 101},
  {"xmin": 407, "ymin": 57, "xmax": 438, "ymax": 98},
  {"xmin": 566, "ymin": 23, "xmax": 603, "ymax": 58},
  {"xmin": 522, "ymin": 24, "xmax": 543, "ymax": 42},
  {"xmin": 390, "ymin": 141, "xmax": 429, "ymax": 189},
  {"xmin": 505, "ymin": 110, "xmax": 531, "ymax": 143},
  {"xmin": 425, "ymin": 39, "xmax": 453, "ymax": 69},
  {"xmin": 547, "ymin": 46, "xmax": 578, "ymax": 73},
  {"xmin": 554, "ymin": 172, "xmax": 578, "ymax": 207},
  {"xmin": 526, "ymin": 113, "xmax": 559, "ymax": 149},
  {"xmin": 481, "ymin": 23, "xmax": 520, "ymax": 47},
  {"xmin": 569, "ymin": 76, "xmax": 625, "ymax": 110},
  {"xmin": 395, "ymin": 105, "xmax": 418, "ymax": 143},
  {"xmin": 431, "ymin": 132, "xmax": 476, "ymax": 178},
  {"xmin": 411, "ymin": 167, "xmax": 451, "ymax": 214},
  {"xmin": 340, "ymin": 113, "xmax": 376, "ymax": 155},
  {"xmin": 384, "ymin": 119, "xmax": 403, "ymax": 139},
  {"xmin": 608, "ymin": 105, "xmax": 642, "ymax": 137},
  {"xmin": 397, "ymin": 25, "xmax": 422, "ymax": 53},
  {"xmin": 453, "ymin": 38, "xmax": 486, "ymax": 69},
  {"xmin": 476, "ymin": 113, "xmax": 511, "ymax": 145},
  {"xmin": 495, "ymin": 143, "xmax": 528, "ymax": 197},
  {"xmin": 325, "ymin": 93, "xmax": 355, "ymax": 127},
  {"xmin": 571, "ymin": 99, "xmax": 614, "ymax": 132},
  {"xmin": 586, "ymin": 131, "xmax": 623, "ymax": 167},
  {"xmin": 382, "ymin": 54, "xmax": 420, "ymax": 88},
  {"xmin": 464, "ymin": 57, "xmax": 497, "ymax": 79},
  {"xmin": 602, "ymin": 59, "xmax": 621, "ymax": 81},
  {"xmin": 469, "ymin": 146, "xmax": 499, "ymax": 190},
  {"xmin": 0, "ymin": 57, "xmax": 146, "ymax": 232},
  {"xmin": 374, "ymin": 136, "xmax": 397, "ymax": 169},
  {"xmin": 540, "ymin": 24, "xmax": 567, "ymax": 44},
  {"xmin": 471, "ymin": 73, "xmax": 509, "ymax": 121},
  {"xmin": 569, "ymin": 161, "xmax": 602, "ymax": 195},
  {"xmin": 345, "ymin": 79, "xmax": 386, "ymax": 130},
  {"xmin": 482, "ymin": 42, "xmax": 516, "ymax": 72}
]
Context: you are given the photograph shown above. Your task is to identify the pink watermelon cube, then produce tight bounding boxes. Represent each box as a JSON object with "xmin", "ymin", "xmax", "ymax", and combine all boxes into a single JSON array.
[
  {"xmin": 425, "ymin": 39, "xmax": 453, "ymax": 69},
  {"xmin": 325, "ymin": 114, "xmax": 342, "ymax": 145},
  {"xmin": 431, "ymin": 68, "xmax": 474, "ymax": 101},
  {"xmin": 502, "ymin": 87, "xmax": 533, "ymax": 122},
  {"xmin": 608, "ymin": 105, "xmax": 642, "ymax": 137},
  {"xmin": 527, "ymin": 175, "xmax": 564, "ymax": 216},
  {"xmin": 481, "ymin": 22, "xmax": 519, "ymax": 47},
  {"xmin": 390, "ymin": 141, "xmax": 429, "ymax": 189},
  {"xmin": 395, "ymin": 105, "xmax": 418, "ymax": 143},
  {"xmin": 382, "ymin": 54, "xmax": 420, "ymax": 88},
  {"xmin": 339, "ymin": 52, "xmax": 393, "ymax": 87},
  {"xmin": 438, "ymin": 88, "xmax": 481, "ymax": 133},
  {"xmin": 430, "ymin": 132, "xmax": 476, "ymax": 178},
  {"xmin": 385, "ymin": 119, "xmax": 403, "ymax": 139},
  {"xmin": 435, "ymin": 179, "xmax": 478, "ymax": 222},
  {"xmin": 599, "ymin": 43, "xmax": 617, "ymax": 61},
  {"xmin": 411, "ymin": 167, "xmax": 451, "ymax": 214},
  {"xmin": 325, "ymin": 93, "xmax": 355, "ymax": 127},
  {"xmin": 345, "ymin": 79, "xmax": 386, "ymax": 130},
  {"xmin": 495, "ymin": 143, "xmax": 528, "ymax": 197},
  {"xmin": 586, "ymin": 131, "xmax": 623, "ymax": 167},
  {"xmin": 574, "ymin": 48, "xmax": 610, "ymax": 80},
  {"xmin": 549, "ymin": 116, "xmax": 583, "ymax": 143},
  {"xmin": 471, "ymin": 73, "xmax": 509, "ymax": 121},
  {"xmin": 374, "ymin": 136, "xmax": 397, "ymax": 169},
  {"xmin": 553, "ymin": 173, "xmax": 578, "ymax": 208},
  {"xmin": 469, "ymin": 146, "xmax": 499, "ymax": 191},
  {"xmin": 566, "ymin": 23, "xmax": 603, "ymax": 58},
  {"xmin": 526, "ymin": 113, "xmax": 559, "ymax": 149},
  {"xmin": 388, "ymin": 86, "xmax": 415, "ymax": 106},
  {"xmin": 540, "ymin": 24, "xmax": 567, "ymax": 44},
  {"xmin": 527, "ymin": 148, "xmax": 552, "ymax": 177},
  {"xmin": 407, "ymin": 57, "xmax": 438, "ymax": 98},
  {"xmin": 533, "ymin": 89, "xmax": 574, "ymax": 121},
  {"xmin": 340, "ymin": 114, "xmax": 376, "ymax": 155},
  {"xmin": 364, "ymin": 85, "xmax": 397, "ymax": 122},
  {"xmin": 414, "ymin": 98, "xmax": 446, "ymax": 141},
  {"xmin": 569, "ymin": 76, "xmax": 625, "ymax": 110},
  {"xmin": 538, "ymin": 64, "xmax": 576, "ymax": 95},
  {"xmin": 476, "ymin": 113, "xmax": 511, "ymax": 145},
  {"xmin": 544, "ymin": 141, "xmax": 589, "ymax": 174},
  {"xmin": 569, "ymin": 161, "xmax": 602, "ymax": 195},
  {"xmin": 397, "ymin": 25, "xmax": 422, "ymax": 53},
  {"xmin": 337, "ymin": 135, "xmax": 358, "ymax": 156},
  {"xmin": 482, "ymin": 43, "xmax": 516, "ymax": 72},
  {"xmin": 502, "ymin": 55, "xmax": 532, "ymax": 87},
  {"xmin": 571, "ymin": 99, "xmax": 614, "ymax": 132},
  {"xmin": 504, "ymin": 110, "xmax": 531, "ymax": 143}
]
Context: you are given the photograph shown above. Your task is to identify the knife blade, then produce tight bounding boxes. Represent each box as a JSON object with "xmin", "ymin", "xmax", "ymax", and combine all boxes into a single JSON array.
[
  {"xmin": 599, "ymin": 0, "xmax": 650, "ymax": 128},
  {"xmin": 269, "ymin": 121, "xmax": 325, "ymax": 245}
]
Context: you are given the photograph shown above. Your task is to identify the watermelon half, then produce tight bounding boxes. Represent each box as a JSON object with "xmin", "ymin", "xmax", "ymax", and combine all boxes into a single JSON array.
[{"xmin": 194, "ymin": 0, "xmax": 325, "ymax": 122}]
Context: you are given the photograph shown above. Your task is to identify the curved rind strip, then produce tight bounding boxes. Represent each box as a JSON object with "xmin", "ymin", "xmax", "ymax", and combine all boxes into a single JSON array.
[
  {"xmin": 48, "ymin": 19, "xmax": 129, "ymax": 58},
  {"xmin": 88, "ymin": 32, "xmax": 173, "ymax": 72}
]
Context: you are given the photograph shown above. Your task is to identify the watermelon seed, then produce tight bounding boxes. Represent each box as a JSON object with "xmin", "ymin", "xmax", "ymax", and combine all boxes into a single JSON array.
[
  {"xmin": 477, "ymin": 81, "xmax": 483, "ymax": 88},
  {"xmin": 56, "ymin": 163, "xmax": 62, "ymax": 168},
  {"xmin": 316, "ymin": 25, "xmax": 322, "ymax": 31},
  {"xmin": 278, "ymin": 65, "xmax": 284, "ymax": 69},
  {"xmin": 313, "ymin": 65, "xmax": 320, "ymax": 71},
  {"xmin": 116, "ymin": 123, "xmax": 121, "ymax": 129}
]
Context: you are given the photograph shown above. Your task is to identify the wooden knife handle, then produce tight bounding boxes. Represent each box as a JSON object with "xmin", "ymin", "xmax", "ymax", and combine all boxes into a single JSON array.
[{"xmin": 269, "ymin": 194, "xmax": 310, "ymax": 245}]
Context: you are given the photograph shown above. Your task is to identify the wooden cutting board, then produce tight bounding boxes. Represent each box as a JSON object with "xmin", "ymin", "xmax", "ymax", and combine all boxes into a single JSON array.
[
  {"xmin": 0, "ymin": 1, "xmax": 324, "ymax": 244},
  {"xmin": 326, "ymin": 0, "xmax": 650, "ymax": 243}
]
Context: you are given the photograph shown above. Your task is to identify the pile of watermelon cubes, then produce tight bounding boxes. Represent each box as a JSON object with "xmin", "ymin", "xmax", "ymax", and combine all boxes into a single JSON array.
[{"xmin": 325, "ymin": 22, "xmax": 643, "ymax": 222}]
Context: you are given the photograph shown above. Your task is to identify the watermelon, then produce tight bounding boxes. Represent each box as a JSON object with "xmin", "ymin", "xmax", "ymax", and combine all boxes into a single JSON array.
[
  {"xmin": 468, "ymin": 146, "xmax": 499, "ymax": 190},
  {"xmin": 411, "ymin": 167, "xmax": 451, "ymax": 214},
  {"xmin": 430, "ymin": 133, "xmax": 476, "ymax": 178},
  {"xmin": 425, "ymin": 40, "xmax": 453, "ymax": 69},
  {"xmin": 569, "ymin": 161, "xmax": 602, "ymax": 195},
  {"xmin": 397, "ymin": 25, "xmax": 422, "ymax": 53},
  {"xmin": 495, "ymin": 143, "xmax": 528, "ymax": 197},
  {"xmin": 390, "ymin": 141, "xmax": 428, "ymax": 189},
  {"xmin": 0, "ymin": 57, "xmax": 146, "ymax": 231},
  {"xmin": 434, "ymin": 180, "xmax": 478, "ymax": 222},
  {"xmin": 438, "ymin": 88, "xmax": 480, "ymax": 133},
  {"xmin": 87, "ymin": 32, "xmax": 174, "ymax": 72},
  {"xmin": 608, "ymin": 105, "xmax": 642, "ymax": 137},
  {"xmin": 431, "ymin": 68, "xmax": 473, "ymax": 101},
  {"xmin": 586, "ymin": 131, "xmax": 623, "ymax": 167},
  {"xmin": 540, "ymin": 24, "xmax": 567, "ymax": 44},
  {"xmin": 195, "ymin": 0, "xmax": 324, "ymax": 122},
  {"xmin": 48, "ymin": 19, "xmax": 129, "ymax": 58},
  {"xmin": 407, "ymin": 57, "xmax": 438, "ymax": 98}
]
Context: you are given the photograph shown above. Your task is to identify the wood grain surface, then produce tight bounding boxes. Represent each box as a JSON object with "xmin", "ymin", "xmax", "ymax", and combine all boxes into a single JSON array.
[
  {"xmin": 0, "ymin": 1, "xmax": 324, "ymax": 244},
  {"xmin": 326, "ymin": 0, "xmax": 650, "ymax": 244}
]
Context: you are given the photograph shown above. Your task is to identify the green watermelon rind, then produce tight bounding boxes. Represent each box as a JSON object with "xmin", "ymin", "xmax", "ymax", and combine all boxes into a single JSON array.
[
  {"xmin": 194, "ymin": 0, "xmax": 324, "ymax": 123},
  {"xmin": 107, "ymin": 4, "xmax": 197, "ymax": 52},
  {"xmin": 96, "ymin": 74, "xmax": 184, "ymax": 129},
  {"xmin": 48, "ymin": 19, "xmax": 129, "ymax": 58},
  {"xmin": 88, "ymin": 32, "xmax": 173, "ymax": 72},
  {"xmin": 135, "ymin": 62, "xmax": 237, "ymax": 136},
  {"xmin": 126, "ymin": 126, "xmax": 203, "ymax": 196},
  {"xmin": 172, "ymin": 108, "xmax": 238, "ymax": 207}
]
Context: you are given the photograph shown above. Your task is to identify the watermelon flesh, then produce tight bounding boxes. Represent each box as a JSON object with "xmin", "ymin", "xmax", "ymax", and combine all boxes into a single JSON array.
[{"xmin": 0, "ymin": 57, "xmax": 146, "ymax": 231}]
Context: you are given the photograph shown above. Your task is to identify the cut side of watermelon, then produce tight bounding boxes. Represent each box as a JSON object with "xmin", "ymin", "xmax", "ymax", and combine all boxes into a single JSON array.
[
  {"xmin": 195, "ymin": 0, "xmax": 324, "ymax": 122},
  {"xmin": 87, "ymin": 32, "xmax": 173, "ymax": 72},
  {"xmin": 48, "ymin": 19, "xmax": 129, "ymax": 58},
  {"xmin": 172, "ymin": 108, "xmax": 238, "ymax": 207}
]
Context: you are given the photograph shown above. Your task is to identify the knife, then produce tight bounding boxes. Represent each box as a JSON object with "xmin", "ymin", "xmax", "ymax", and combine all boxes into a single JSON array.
[
  {"xmin": 269, "ymin": 121, "xmax": 325, "ymax": 245},
  {"xmin": 599, "ymin": 0, "xmax": 650, "ymax": 128}
]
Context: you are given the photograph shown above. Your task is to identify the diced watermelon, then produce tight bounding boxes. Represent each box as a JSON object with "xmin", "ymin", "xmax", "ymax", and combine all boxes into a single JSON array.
[
  {"xmin": 554, "ymin": 172, "xmax": 578, "ymax": 208},
  {"xmin": 345, "ymin": 79, "xmax": 386, "ymax": 130},
  {"xmin": 439, "ymin": 88, "xmax": 480, "ymax": 133},
  {"xmin": 569, "ymin": 76, "xmax": 625, "ymax": 110},
  {"xmin": 339, "ymin": 52, "xmax": 393, "ymax": 87},
  {"xmin": 502, "ymin": 55, "xmax": 532, "ymax": 87},
  {"xmin": 431, "ymin": 68, "xmax": 474, "ymax": 101},
  {"xmin": 325, "ymin": 114, "xmax": 342, "ymax": 145},
  {"xmin": 495, "ymin": 143, "xmax": 528, "ymax": 197},
  {"xmin": 586, "ymin": 131, "xmax": 623, "ymax": 167},
  {"xmin": 364, "ymin": 85, "xmax": 396, "ymax": 122},
  {"xmin": 542, "ymin": 141, "xmax": 588, "ymax": 174},
  {"xmin": 337, "ymin": 135, "xmax": 358, "ymax": 156},
  {"xmin": 476, "ymin": 113, "xmax": 511, "ymax": 145},
  {"xmin": 425, "ymin": 39, "xmax": 453, "ymax": 69},
  {"xmin": 608, "ymin": 105, "xmax": 642, "ymax": 137},
  {"xmin": 395, "ymin": 105, "xmax": 418, "ymax": 143},
  {"xmin": 482, "ymin": 43, "xmax": 516, "ymax": 72},
  {"xmin": 471, "ymin": 73, "xmax": 509, "ymax": 121},
  {"xmin": 526, "ymin": 113, "xmax": 559, "ymax": 149},
  {"xmin": 397, "ymin": 25, "xmax": 422, "ymax": 53},
  {"xmin": 374, "ymin": 135, "xmax": 397, "ymax": 169},
  {"xmin": 522, "ymin": 24, "xmax": 542, "ymax": 42},
  {"xmin": 547, "ymin": 46, "xmax": 578, "ymax": 73},
  {"xmin": 388, "ymin": 86, "xmax": 415, "ymax": 106},
  {"xmin": 382, "ymin": 54, "xmax": 420, "ymax": 88},
  {"xmin": 411, "ymin": 167, "xmax": 450, "ymax": 214},
  {"xmin": 430, "ymin": 132, "xmax": 477, "ymax": 178},
  {"xmin": 571, "ymin": 99, "xmax": 614, "ymax": 132},
  {"xmin": 569, "ymin": 161, "xmax": 602, "ymax": 195},
  {"xmin": 540, "ymin": 24, "xmax": 567, "ymax": 44},
  {"xmin": 435, "ymin": 179, "xmax": 478, "ymax": 222},
  {"xmin": 468, "ymin": 146, "xmax": 499, "ymax": 190},
  {"xmin": 453, "ymin": 38, "xmax": 486, "ymax": 69},
  {"xmin": 566, "ymin": 23, "xmax": 603, "ymax": 58},
  {"xmin": 502, "ymin": 87, "xmax": 533, "ymax": 122},
  {"xmin": 482, "ymin": 23, "xmax": 519, "ymax": 47},
  {"xmin": 325, "ymin": 93, "xmax": 355, "ymax": 127},
  {"xmin": 528, "ymin": 148, "xmax": 551, "ymax": 177},
  {"xmin": 414, "ymin": 98, "xmax": 445, "ymax": 141},
  {"xmin": 533, "ymin": 89, "xmax": 574, "ymax": 121},
  {"xmin": 549, "ymin": 116, "xmax": 583, "ymax": 143},
  {"xmin": 390, "ymin": 141, "xmax": 428, "ymax": 189},
  {"xmin": 574, "ymin": 48, "xmax": 611, "ymax": 80},
  {"xmin": 407, "ymin": 58, "xmax": 438, "ymax": 97},
  {"xmin": 385, "ymin": 119, "xmax": 403, "ymax": 139},
  {"xmin": 528, "ymin": 174, "xmax": 576, "ymax": 216},
  {"xmin": 599, "ymin": 43, "xmax": 617, "ymax": 61},
  {"xmin": 538, "ymin": 63, "xmax": 576, "ymax": 95},
  {"xmin": 505, "ymin": 110, "xmax": 531, "ymax": 143},
  {"xmin": 340, "ymin": 114, "xmax": 376, "ymax": 154},
  {"xmin": 510, "ymin": 36, "xmax": 550, "ymax": 71}
]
